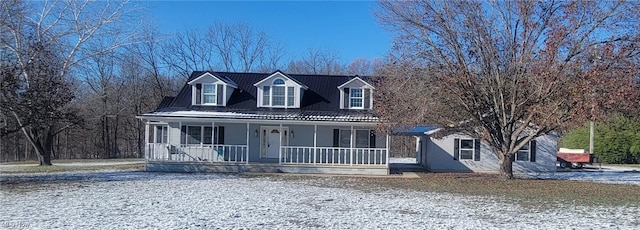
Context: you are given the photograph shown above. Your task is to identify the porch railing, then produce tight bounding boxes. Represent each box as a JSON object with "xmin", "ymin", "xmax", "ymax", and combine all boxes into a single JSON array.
[
  {"xmin": 280, "ymin": 146, "xmax": 388, "ymax": 166},
  {"xmin": 146, "ymin": 143, "xmax": 248, "ymax": 163}
]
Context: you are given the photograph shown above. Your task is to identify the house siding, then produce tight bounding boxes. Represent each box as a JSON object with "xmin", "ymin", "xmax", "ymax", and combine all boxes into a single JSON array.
[
  {"xmin": 425, "ymin": 134, "xmax": 557, "ymax": 173},
  {"xmin": 162, "ymin": 122, "xmax": 382, "ymax": 163}
]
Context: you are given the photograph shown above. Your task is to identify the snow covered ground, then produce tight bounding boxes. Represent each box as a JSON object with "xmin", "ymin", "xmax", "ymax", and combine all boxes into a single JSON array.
[{"xmin": 2, "ymin": 171, "xmax": 639, "ymax": 229}]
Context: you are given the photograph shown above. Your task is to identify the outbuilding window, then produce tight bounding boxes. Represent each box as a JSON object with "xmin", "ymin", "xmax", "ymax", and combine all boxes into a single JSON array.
[
  {"xmin": 453, "ymin": 138, "xmax": 481, "ymax": 161},
  {"xmin": 515, "ymin": 140, "xmax": 537, "ymax": 162}
]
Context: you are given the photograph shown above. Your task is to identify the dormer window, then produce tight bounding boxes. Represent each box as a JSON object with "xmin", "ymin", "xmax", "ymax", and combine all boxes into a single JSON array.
[
  {"xmin": 202, "ymin": 84, "xmax": 217, "ymax": 104},
  {"xmin": 194, "ymin": 83, "xmax": 222, "ymax": 105},
  {"xmin": 255, "ymin": 71, "xmax": 307, "ymax": 108},
  {"xmin": 263, "ymin": 79, "xmax": 294, "ymax": 107},
  {"xmin": 350, "ymin": 88, "xmax": 364, "ymax": 109},
  {"xmin": 338, "ymin": 77, "xmax": 374, "ymax": 110},
  {"xmin": 188, "ymin": 72, "xmax": 238, "ymax": 106}
]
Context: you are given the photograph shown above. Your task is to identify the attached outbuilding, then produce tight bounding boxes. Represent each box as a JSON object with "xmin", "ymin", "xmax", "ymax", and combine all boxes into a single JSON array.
[{"xmin": 396, "ymin": 126, "xmax": 558, "ymax": 173}]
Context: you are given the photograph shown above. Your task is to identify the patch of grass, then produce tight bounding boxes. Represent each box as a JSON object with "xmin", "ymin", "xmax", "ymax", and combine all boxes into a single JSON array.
[
  {"xmin": 265, "ymin": 172, "xmax": 640, "ymax": 207},
  {"xmin": 0, "ymin": 158, "xmax": 142, "ymax": 165}
]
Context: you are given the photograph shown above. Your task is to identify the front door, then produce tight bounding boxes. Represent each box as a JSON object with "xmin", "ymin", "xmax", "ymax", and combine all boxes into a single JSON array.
[{"xmin": 261, "ymin": 126, "xmax": 288, "ymax": 159}]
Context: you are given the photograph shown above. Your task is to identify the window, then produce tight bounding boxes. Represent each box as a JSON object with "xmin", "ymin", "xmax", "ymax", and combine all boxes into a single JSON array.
[
  {"xmin": 193, "ymin": 83, "xmax": 220, "ymax": 105},
  {"xmin": 202, "ymin": 84, "xmax": 216, "ymax": 104},
  {"xmin": 287, "ymin": 87, "xmax": 295, "ymax": 106},
  {"xmin": 459, "ymin": 139, "xmax": 474, "ymax": 160},
  {"xmin": 203, "ymin": 127, "xmax": 213, "ymax": 145},
  {"xmin": 454, "ymin": 138, "xmax": 480, "ymax": 161},
  {"xmin": 263, "ymin": 86, "xmax": 270, "ymax": 106},
  {"xmin": 355, "ymin": 130, "xmax": 370, "ymax": 148},
  {"xmin": 272, "ymin": 84, "xmax": 285, "ymax": 106},
  {"xmin": 516, "ymin": 140, "xmax": 537, "ymax": 162},
  {"xmin": 186, "ymin": 126, "xmax": 201, "ymax": 144},
  {"xmin": 342, "ymin": 87, "xmax": 371, "ymax": 110},
  {"xmin": 336, "ymin": 129, "xmax": 371, "ymax": 148},
  {"xmin": 261, "ymin": 78, "xmax": 296, "ymax": 107},
  {"xmin": 180, "ymin": 126, "xmax": 224, "ymax": 145},
  {"xmin": 350, "ymin": 88, "xmax": 363, "ymax": 108},
  {"xmin": 339, "ymin": 130, "xmax": 351, "ymax": 147},
  {"xmin": 149, "ymin": 125, "xmax": 168, "ymax": 144}
]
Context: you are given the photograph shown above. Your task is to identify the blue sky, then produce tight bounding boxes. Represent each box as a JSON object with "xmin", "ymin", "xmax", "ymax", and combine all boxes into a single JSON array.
[{"xmin": 147, "ymin": 1, "xmax": 392, "ymax": 64}]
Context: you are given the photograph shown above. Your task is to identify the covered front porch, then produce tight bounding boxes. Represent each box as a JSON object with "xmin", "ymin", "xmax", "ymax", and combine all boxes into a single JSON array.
[{"xmin": 143, "ymin": 119, "xmax": 390, "ymax": 175}]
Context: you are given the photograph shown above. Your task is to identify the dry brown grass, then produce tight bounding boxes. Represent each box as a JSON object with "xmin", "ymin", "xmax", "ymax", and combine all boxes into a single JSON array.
[
  {"xmin": 266, "ymin": 172, "xmax": 640, "ymax": 207},
  {"xmin": 0, "ymin": 163, "xmax": 144, "ymax": 174}
]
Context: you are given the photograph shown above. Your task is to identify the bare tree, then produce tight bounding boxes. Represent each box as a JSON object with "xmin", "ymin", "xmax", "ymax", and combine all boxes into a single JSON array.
[
  {"xmin": 207, "ymin": 22, "xmax": 283, "ymax": 72},
  {"xmin": 286, "ymin": 48, "xmax": 345, "ymax": 75},
  {"xmin": 0, "ymin": 0, "xmax": 139, "ymax": 165},
  {"xmin": 160, "ymin": 29, "xmax": 215, "ymax": 78},
  {"xmin": 346, "ymin": 57, "xmax": 385, "ymax": 76},
  {"xmin": 376, "ymin": 0, "xmax": 640, "ymax": 178}
]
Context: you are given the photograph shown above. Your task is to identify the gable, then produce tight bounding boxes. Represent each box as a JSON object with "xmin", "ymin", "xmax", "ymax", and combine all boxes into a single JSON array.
[
  {"xmin": 253, "ymin": 70, "xmax": 308, "ymax": 89},
  {"xmin": 337, "ymin": 77, "xmax": 374, "ymax": 89},
  {"xmin": 188, "ymin": 72, "xmax": 238, "ymax": 88}
]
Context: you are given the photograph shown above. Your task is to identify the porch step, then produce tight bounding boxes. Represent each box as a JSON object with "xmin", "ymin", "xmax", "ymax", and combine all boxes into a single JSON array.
[{"xmin": 389, "ymin": 163, "xmax": 428, "ymax": 174}]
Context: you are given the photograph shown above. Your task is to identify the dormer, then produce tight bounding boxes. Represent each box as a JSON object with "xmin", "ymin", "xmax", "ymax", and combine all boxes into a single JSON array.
[
  {"xmin": 338, "ymin": 77, "xmax": 374, "ymax": 110},
  {"xmin": 253, "ymin": 70, "xmax": 308, "ymax": 108},
  {"xmin": 187, "ymin": 72, "xmax": 238, "ymax": 106}
]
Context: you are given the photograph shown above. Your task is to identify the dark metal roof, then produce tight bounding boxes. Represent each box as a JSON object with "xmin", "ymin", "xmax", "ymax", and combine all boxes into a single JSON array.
[
  {"xmin": 392, "ymin": 126, "xmax": 440, "ymax": 136},
  {"xmin": 156, "ymin": 97, "xmax": 175, "ymax": 111},
  {"xmin": 151, "ymin": 71, "xmax": 377, "ymax": 122}
]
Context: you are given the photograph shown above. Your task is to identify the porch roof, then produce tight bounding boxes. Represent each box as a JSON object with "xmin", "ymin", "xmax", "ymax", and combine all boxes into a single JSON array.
[
  {"xmin": 140, "ymin": 110, "xmax": 378, "ymax": 122},
  {"xmin": 392, "ymin": 126, "xmax": 440, "ymax": 136}
]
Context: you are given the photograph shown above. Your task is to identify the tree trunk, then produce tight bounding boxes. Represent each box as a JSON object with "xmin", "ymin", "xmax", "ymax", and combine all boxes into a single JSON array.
[
  {"xmin": 38, "ymin": 150, "xmax": 52, "ymax": 166},
  {"xmin": 36, "ymin": 128, "xmax": 55, "ymax": 166},
  {"xmin": 499, "ymin": 153, "xmax": 515, "ymax": 179}
]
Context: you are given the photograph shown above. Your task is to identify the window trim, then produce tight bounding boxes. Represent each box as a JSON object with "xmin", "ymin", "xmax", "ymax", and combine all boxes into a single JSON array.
[
  {"xmin": 261, "ymin": 78, "xmax": 296, "ymax": 108},
  {"xmin": 516, "ymin": 141, "xmax": 533, "ymax": 162},
  {"xmin": 201, "ymin": 84, "xmax": 217, "ymax": 105},
  {"xmin": 193, "ymin": 83, "xmax": 220, "ymax": 106},
  {"xmin": 341, "ymin": 86, "xmax": 372, "ymax": 110},
  {"xmin": 180, "ymin": 125, "xmax": 222, "ymax": 146},
  {"xmin": 454, "ymin": 138, "xmax": 480, "ymax": 161},
  {"xmin": 337, "ymin": 129, "xmax": 371, "ymax": 148},
  {"xmin": 458, "ymin": 139, "xmax": 476, "ymax": 160},
  {"xmin": 149, "ymin": 125, "xmax": 168, "ymax": 144},
  {"xmin": 349, "ymin": 88, "xmax": 364, "ymax": 109}
]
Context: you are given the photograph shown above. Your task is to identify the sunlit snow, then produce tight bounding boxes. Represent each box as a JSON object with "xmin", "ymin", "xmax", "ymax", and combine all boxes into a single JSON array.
[{"xmin": 1, "ymin": 171, "xmax": 638, "ymax": 229}]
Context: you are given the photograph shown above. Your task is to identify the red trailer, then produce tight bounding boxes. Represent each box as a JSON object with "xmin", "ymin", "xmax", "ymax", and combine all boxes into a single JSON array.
[{"xmin": 557, "ymin": 148, "xmax": 593, "ymax": 168}]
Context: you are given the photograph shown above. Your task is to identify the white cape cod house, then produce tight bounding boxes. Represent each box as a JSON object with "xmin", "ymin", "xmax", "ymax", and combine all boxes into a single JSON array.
[{"xmin": 137, "ymin": 70, "xmax": 390, "ymax": 175}]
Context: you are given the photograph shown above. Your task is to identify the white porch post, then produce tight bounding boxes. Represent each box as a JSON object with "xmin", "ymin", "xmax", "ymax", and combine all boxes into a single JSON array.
[
  {"xmin": 386, "ymin": 132, "xmax": 390, "ymax": 166},
  {"xmin": 144, "ymin": 121, "xmax": 150, "ymax": 162},
  {"xmin": 246, "ymin": 123, "xmax": 250, "ymax": 164},
  {"xmin": 164, "ymin": 122, "xmax": 170, "ymax": 162},
  {"xmin": 211, "ymin": 121, "xmax": 215, "ymax": 162},
  {"xmin": 175, "ymin": 121, "xmax": 182, "ymax": 161},
  {"xmin": 350, "ymin": 125, "xmax": 354, "ymax": 166},
  {"xmin": 279, "ymin": 124, "xmax": 283, "ymax": 165},
  {"xmin": 313, "ymin": 124, "xmax": 317, "ymax": 165}
]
